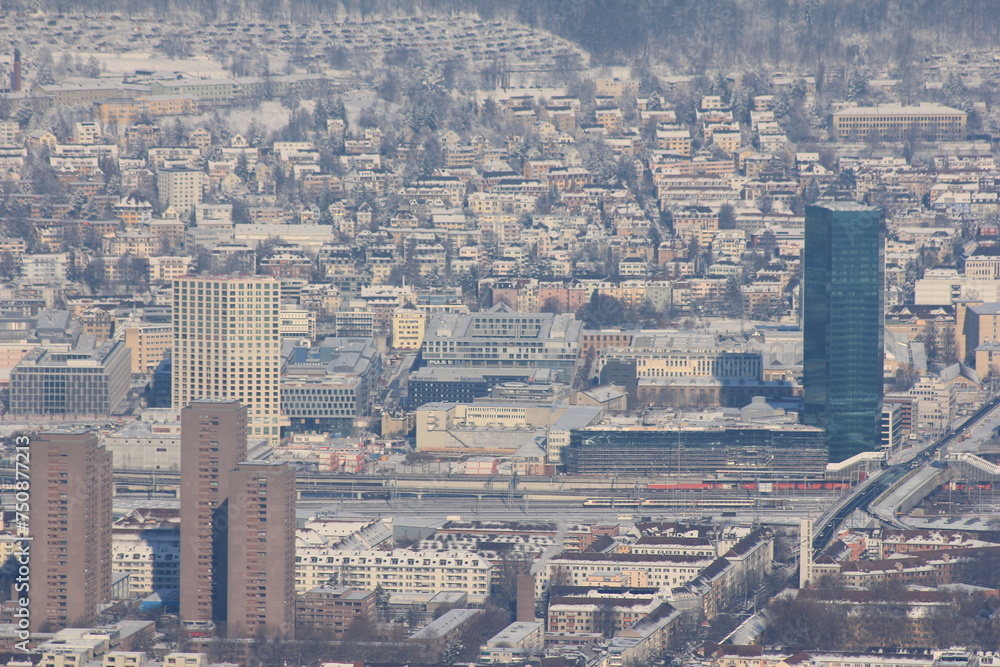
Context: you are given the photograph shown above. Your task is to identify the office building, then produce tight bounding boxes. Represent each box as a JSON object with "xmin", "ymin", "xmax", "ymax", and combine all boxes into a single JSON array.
[
  {"xmin": 10, "ymin": 339, "xmax": 131, "ymax": 416},
  {"xmin": 421, "ymin": 305, "xmax": 583, "ymax": 381},
  {"xmin": 915, "ymin": 268, "xmax": 1000, "ymax": 306},
  {"xmin": 831, "ymin": 103, "xmax": 966, "ymax": 142},
  {"xmin": 803, "ymin": 202, "xmax": 884, "ymax": 462},
  {"xmin": 172, "ymin": 277, "xmax": 282, "ymax": 444},
  {"xmin": 332, "ymin": 301, "xmax": 375, "ymax": 338},
  {"xmin": 563, "ymin": 420, "xmax": 827, "ymax": 476},
  {"xmin": 407, "ymin": 367, "xmax": 558, "ymax": 408},
  {"xmin": 962, "ymin": 303, "xmax": 1000, "ymax": 365},
  {"xmin": 415, "ymin": 401, "xmax": 602, "ymax": 459},
  {"xmin": 597, "ymin": 333, "xmax": 786, "ymax": 409},
  {"xmin": 28, "ymin": 430, "xmax": 113, "ymax": 632},
  {"xmin": 148, "ymin": 356, "xmax": 172, "ymax": 408},
  {"xmin": 881, "ymin": 403, "xmax": 904, "ymax": 453},
  {"xmin": 600, "ymin": 339, "xmax": 762, "ymax": 380},
  {"xmin": 226, "ymin": 461, "xmax": 295, "ymax": 639},
  {"xmin": 908, "ymin": 376, "xmax": 956, "ymax": 433},
  {"xmin": 179, "ymin": 400, "xmax": 247, "ymax": 627},
  {"xmin": 103, "ymin": 409, "xmax": 181, "ymax": 470},
  {"xmin": 281, "ymin": 337, "xmax": 383, "ymax": 436},
  {"xmin": 279, "ymin": 305, "xmax": 317, "ymax": 341}
]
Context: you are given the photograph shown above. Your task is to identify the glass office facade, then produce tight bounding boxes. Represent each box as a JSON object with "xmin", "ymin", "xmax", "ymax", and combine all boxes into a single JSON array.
[
  {"xmin": 9, "ymin": 341, "xmax": 132, "ymax": 415},
  {"xmin": 803, "ymin": 203, "xmax": 884, "ymax": 462},
  {"xmin": 563, "ymin": 426, "xmax": 829, "ymax": 476}
]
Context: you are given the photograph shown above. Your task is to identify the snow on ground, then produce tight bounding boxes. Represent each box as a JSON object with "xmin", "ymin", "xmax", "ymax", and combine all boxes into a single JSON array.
[
  {"xmin": 223, "ymin": 101, "xmax": 301, "ymax": 133},
  {"xmin": 183, "ymin": 100, "xmax": 299, "ymax": 134},
  {"xmin": 342, "ymin": 89, "xmax": 378, "ymax": 128},
  {"xmin": 62, "ymin": 51, "xmax": 230, "ymax": 78}
]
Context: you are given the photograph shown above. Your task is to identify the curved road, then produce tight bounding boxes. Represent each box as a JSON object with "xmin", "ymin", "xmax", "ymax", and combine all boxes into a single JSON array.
[{"xmin": 811, "ymin": 395, "xmax": 1000, "ymax": 556}]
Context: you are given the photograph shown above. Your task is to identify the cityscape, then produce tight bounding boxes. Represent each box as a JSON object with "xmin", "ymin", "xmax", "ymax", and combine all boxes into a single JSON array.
[{"xmin": 1, "ymin": 1, "xmax": 1000, "ymax": 666}]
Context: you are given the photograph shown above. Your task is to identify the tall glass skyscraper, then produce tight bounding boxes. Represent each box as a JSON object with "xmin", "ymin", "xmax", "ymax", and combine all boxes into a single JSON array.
[{"xmin": 803, "ymin": 202, "xmax": 884, "ymax": 462}]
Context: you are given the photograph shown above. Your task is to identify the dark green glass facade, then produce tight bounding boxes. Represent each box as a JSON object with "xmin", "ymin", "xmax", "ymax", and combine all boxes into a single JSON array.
[{"xmin": 803, "ymin": 202, "xmax": 884, "ymax": 462}]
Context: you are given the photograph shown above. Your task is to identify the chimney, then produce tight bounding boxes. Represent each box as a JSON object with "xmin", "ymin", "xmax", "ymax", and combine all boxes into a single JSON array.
[
  {"xmin": 11, "ymin": 49, "xmax": 21, "ymax": 92},
  {"xmin": 515, "ymin": 574, "xmax": 536, "ymax": 622}
]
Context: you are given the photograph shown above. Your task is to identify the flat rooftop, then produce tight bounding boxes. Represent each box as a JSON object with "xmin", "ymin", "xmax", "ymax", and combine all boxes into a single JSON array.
[{"xmin": 832, "ymin": 103, "xmax": 965, "ymax": 117}]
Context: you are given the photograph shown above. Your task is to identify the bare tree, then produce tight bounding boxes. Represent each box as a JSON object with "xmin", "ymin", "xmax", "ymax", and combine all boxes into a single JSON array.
[{"xmin": 595, "ymin": 600, "xmax": 617, "ymax": 638}]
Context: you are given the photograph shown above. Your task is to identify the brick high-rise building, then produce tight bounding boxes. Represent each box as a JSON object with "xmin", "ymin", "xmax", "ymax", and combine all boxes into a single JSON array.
[
  {"xmin": 28, "ymin": 429, "xmax": 113, "ymax": 632},
  {"xmin": 172, "ymin": 276, "xmax": 282, "ymax": 445},
  {"xmin": 226, "ymin": 461, "xmax": 296, "ymax": 639},
  {"xmin": 179, "ymin": 400, "xmax": 247, "ymax": 627}
]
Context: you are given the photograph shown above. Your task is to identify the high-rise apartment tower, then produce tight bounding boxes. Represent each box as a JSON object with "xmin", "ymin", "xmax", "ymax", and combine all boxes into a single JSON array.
[
  {"xmin": 226, "ymin": 461, "xmax": 296, "ymax": 638},
  {"xmin": 28, "ymin": 429, "xmax": 112, "ymax": 631},
  {"xmin": 172, "ymin": 276, "xmax": 282, "ymax": 444},
  {"xmin": 179, "ymin": 400, "xmax": 247, "ymax": 626}
]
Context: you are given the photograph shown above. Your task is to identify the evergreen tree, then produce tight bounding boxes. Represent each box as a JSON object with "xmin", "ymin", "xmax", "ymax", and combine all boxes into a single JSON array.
[
  {"xmin": 329, "ymin": 96, "xmax": 347, "ymax": 122},
  {"xmin": 374, "ymin": 583, "xmax": 390, "ymax": 621},
  {"xmin": 442, "ymin": 640, "xmax": 464, "ymax": 664},
  {"xmin": 847, "ymin": 69, "xmax": 870, "ymax": 103}
]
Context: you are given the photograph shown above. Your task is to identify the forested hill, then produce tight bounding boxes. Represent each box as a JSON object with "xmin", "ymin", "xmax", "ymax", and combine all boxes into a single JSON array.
[{"xmin": 22, "ymin": 0, "xmax": 1000, "ymax": 69}]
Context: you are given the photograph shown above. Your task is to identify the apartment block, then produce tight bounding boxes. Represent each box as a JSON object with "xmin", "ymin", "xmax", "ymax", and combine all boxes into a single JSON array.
[
  {"xmin": 542, "ymin": 552, "xmax": 714, "ymax": 591},
  {"xmin": 226, "ymin": 461, "xmax": 296, "ymax": 638},
  {"xmin": 172, "ymin": 277, "xmax": 282, "ymax": 444},
  {"xmin": 295, "ymin": 549, "xmax": 492, "ymax": 603},
  {"xmin": 548, "ymin": 591, "xmax": 667, "ymax": 635},
  {"xmin": 112, "ymin": 508, "xmax": 181, "ymax": 598},
  {"xmin": 119, "ymin": 320, "xmax": 172, "ymax": 374},
  {"xmin": 179, "ymin": 400, "xmax": 247, "ymax": 626},
  {"xmin": 28, "ymin": 430, "xmax": 113, "ymax": 632},
  {"xmin": 294, "ymin": 587, "xmax": 376, "ymax": 638},
  {"xmin": 20, "ymin": 253, "xmax": 69, "ymax": 283},
  {"xmin": 157, "ymin": 167, "xmax": 203, "ymax": 217}
]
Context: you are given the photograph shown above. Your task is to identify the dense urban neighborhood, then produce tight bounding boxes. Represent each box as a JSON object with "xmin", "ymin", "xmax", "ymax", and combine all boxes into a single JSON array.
[{"xmin": 3, "ymin": 2, "xmax": 1000, "ymax": 667}]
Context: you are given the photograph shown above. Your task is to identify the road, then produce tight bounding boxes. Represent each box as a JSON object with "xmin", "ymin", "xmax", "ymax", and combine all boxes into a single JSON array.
[
  {"xmin": 811, "ymin": 394, "xmax": 1000, "ymax": 556},
  {"xmin": 380, "ymin": 352, "xmax": 417, "ymax": 412},
  {"xmin": 811, "ymin": 466, "xmax": 909, "ymax": 554}
]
